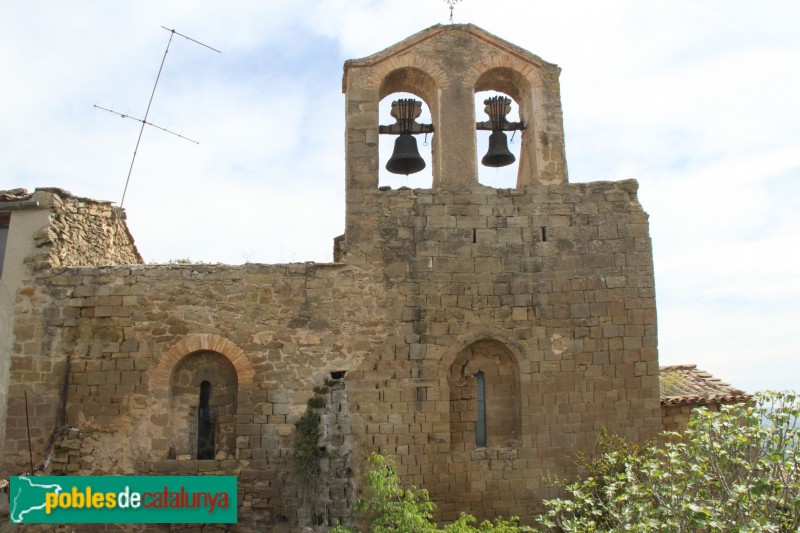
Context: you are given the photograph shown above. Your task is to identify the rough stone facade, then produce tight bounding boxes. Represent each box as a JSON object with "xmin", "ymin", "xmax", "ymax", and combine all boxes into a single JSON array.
[
  {"xmin": 1, "ymin": 24, "xmax": 664, "ymax": 530},
  {"xmin": 0, "ymin": 187, "xmax": 141, "ymax": 480}
]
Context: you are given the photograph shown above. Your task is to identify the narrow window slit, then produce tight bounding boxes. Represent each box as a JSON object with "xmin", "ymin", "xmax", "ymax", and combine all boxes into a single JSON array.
[
  {"xmin": 541, "ymin": 226, "xmax": 547, "ymax": 242},
  {"xmin": 472, "ymin": 228, "xmax": 477, "ymax": 243},
  {"xmin": 475, "ymin": 371, "xmax": 486, "ymax": 448},
  {"xmin": 197, "ymin": 380, "xmax": 215, "ymax": 459}
]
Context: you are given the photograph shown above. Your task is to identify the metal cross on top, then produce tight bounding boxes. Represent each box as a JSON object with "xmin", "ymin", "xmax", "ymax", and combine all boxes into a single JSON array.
[{"xmin": 444, "ymin": 0, "xmax": 462, "ymax": 23}]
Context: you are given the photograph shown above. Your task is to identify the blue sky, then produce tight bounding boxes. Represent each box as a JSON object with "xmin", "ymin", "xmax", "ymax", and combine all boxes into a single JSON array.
[{"xmin": 1, "ymin": 1, "xmax": 798, "ymax": 393}]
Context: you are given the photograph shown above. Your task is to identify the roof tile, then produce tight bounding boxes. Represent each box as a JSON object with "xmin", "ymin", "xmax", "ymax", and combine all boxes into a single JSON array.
[{"xmin": 660, "ymin": 364, "xmax": 751, "ymax": 406}]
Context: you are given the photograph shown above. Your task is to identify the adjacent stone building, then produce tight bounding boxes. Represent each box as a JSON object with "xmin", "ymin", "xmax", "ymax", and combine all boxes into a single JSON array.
[
  {"xmin": 660, "ymin": 364, "xmax": 752, "ymax": 432},
  {"xmin": 0, "ymin": 24, "xmax": 694, "ymax": 530}
]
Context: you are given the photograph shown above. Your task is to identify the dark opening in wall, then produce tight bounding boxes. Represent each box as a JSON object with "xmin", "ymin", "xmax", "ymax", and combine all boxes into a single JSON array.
[
  {"xmin": 475, "ymin": 371, "xmax": 487, "ymax": 448},
  {"xmin": 197, "ymin": 381, "xmax": 215, "ymax": 460}
]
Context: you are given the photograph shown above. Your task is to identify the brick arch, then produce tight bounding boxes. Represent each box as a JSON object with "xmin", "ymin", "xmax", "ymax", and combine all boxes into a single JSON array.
[
  {"xmin": 465, "ymin": 54, "xmax": 543, "ymax": 90},
  {"xmin": 378, "ymin": 67, "xmax": 439, "ymax": 116},
  {"xmin": 367, "ymin": 54, "xmax": 450, "ymax": 95},
  {"xmin": 150, "ymin": 334, "xmax": 254, "ymax": 389},
  {"xmin": 440, "ymin": 327, "xmax": 530, "ymax": 374}
]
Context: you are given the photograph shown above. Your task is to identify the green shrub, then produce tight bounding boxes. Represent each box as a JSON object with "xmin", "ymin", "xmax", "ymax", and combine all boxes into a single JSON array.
[
  {"xmin": 538, "ymin": 390, "xmax": 800, "ymax": 532},
  {"xmin": 331, "ymin": 453, "xmax": 532, "ymax": 532}
]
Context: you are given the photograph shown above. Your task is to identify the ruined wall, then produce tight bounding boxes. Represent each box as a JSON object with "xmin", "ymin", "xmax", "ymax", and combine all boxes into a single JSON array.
[
  {"xmin": 2, "ymin": 262, "xmax": 389, "ymax": 529},
  {"xmin": 0, "ymin": 188, "xmax": 141, "ymax": 468},
  {"xmin": 343, "ymin": 180, "xmax": 662, "ymax": 523},
  {"xmin": 35, "ymin": 188, "xmax": 143, "ymax": 267}
]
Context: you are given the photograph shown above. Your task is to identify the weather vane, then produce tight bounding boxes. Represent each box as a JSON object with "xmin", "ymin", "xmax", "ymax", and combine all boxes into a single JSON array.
[
  {"xmin": 444, "ymin": 0, "xmax": 462, "ymax": 23},
  {"xmin": 95, "ymin": 27, "xmax": 220, "ymax": 208}
]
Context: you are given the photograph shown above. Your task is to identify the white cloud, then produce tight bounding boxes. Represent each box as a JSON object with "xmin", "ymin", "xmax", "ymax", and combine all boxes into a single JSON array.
[{"xmin": 1, "ymin": 0, "xmax": 798, "ymax": 392}]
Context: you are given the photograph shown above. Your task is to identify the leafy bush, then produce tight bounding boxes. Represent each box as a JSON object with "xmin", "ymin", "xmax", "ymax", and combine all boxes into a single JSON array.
[
  {"xmin": 331, "ymin": 453, "xmax": 532, "ymax": 532},
  {"xmin": 538, "ymin": 390, "xmax": 800, "ymax": 532}
]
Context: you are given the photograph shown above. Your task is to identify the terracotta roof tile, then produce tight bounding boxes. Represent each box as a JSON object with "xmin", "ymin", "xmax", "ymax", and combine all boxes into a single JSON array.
[{"xmin": 660, "ymin": 364, "xmax": 752, "ymax": 406}]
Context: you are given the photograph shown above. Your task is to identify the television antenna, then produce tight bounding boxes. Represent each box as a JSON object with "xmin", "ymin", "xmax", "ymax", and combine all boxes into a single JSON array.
[{"xmin": 94, "ymin": 26, "xmax": 220, "ymax": 208}]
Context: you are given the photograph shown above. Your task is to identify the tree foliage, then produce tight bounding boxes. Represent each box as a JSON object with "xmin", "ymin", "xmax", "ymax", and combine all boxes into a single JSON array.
[
  {"xmin": 331, "ymin": 453, "xmax": 532, "ymax": 532},
  {"xmin": 538, "ymin": 390, "xmax": 800, "ymax": 532}
]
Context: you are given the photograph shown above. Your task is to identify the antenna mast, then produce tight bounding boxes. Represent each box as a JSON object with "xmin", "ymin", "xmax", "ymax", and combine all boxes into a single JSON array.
[{"xmin": 96, "ymin": 27, "xmax": 220, "ymax": 208}]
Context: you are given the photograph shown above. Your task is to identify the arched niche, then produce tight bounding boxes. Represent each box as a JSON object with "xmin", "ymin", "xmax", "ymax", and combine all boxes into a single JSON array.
[
  {"xmin": 474, "ymin": 67, "xmax": 538, "ymax": 189},
  {"xmin": 449, "ymin": 339, "xmax": 521, "ymax": 451},
  {"xmin": 168, "ymin": 351, "xmax": 238, "ymax": 459}
]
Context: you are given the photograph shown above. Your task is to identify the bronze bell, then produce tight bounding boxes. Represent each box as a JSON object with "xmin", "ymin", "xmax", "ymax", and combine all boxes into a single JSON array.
[
  {"xmin": 481, "ymin": 131, "xmax": 516, "ymax": 168},
  {"xmin": 386, "ymin": 133, "xmax": 426, "ymax": 175}
]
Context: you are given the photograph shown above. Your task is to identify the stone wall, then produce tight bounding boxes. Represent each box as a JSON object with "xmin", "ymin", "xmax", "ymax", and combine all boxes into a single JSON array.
[
  {"xmin": 341, "ymin": 181, "xmax": 662, "ymax": 523},
  {"xmin": 0, "ymin": 187, "xmax": 142, "ymax": 469},
  {"xmin": 661, "ymin": 402, "xmax": 722, "ymax": 433},
  {"xmin": 2, "ymin": 261, "xmax": 389, "ymax": 528},
  {"xmin": 0, "ymin": 281, "xmax": 12, "ymax": 457},
  {"xmin": 2, "ymin": 180, "xmax": 661, "ymax": 529}
]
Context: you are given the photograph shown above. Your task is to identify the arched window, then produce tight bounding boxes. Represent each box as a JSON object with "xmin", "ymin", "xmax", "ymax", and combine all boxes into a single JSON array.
[
  {"xmin": 169, "ymin": 351, "xmax": 237, "ymax": 459},
  {"xmin": 449, "ymin": 339, "xmax": 520, "ymax": 451}
]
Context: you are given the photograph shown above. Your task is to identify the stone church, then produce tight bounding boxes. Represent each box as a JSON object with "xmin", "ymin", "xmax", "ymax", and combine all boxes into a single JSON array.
[{"xmin": 0, "ymin": 24, "xmax": 748, "ymax": 530}]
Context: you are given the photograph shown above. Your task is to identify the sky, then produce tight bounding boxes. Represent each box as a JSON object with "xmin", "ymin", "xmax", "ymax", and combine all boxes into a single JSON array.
[{"xmin": 1, "ymin": 1, "xmax": 798, "ymax": 393}]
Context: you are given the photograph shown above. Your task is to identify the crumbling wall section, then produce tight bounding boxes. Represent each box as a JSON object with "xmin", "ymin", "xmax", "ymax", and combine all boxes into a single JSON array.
[
  {"xmin": 34, "ymin": 188, "xmax": 143, "ymax": 267},
  {"xmin": 1, "ymin": 187, "xmax": 141, "ymax": 476}
]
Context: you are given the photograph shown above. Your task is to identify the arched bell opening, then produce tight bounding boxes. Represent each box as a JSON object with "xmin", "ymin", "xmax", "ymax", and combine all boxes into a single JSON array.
[
  {"xmin": 376, "ymin": 67, "xmax": 439, "ymax": 189},
  {"xmin": 474, "ymin": 90, "xmax": 522, "ymax": 188},
  {"xmin": 378, "ymin": 92, "xmax": 434, "ymax": 189},
  {"xmin": 474, "ymin": 67, "xmax": 537, "ymax": 189}
]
